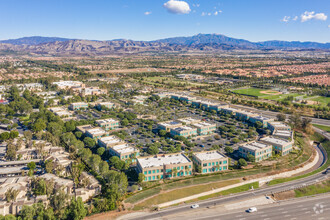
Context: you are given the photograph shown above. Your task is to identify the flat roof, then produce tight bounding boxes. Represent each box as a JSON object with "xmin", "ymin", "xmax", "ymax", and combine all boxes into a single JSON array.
[
  {"xmin": 261, "ymin": 136, "xmax": 291, "ymax": 145},
  {"xmin": 98, "ymin": 102, "xmax": 114, "ymax": 105},
  {"xmin": 193, "ymin": 122, "xmax": 216, "ymax": 128},
  {"xmin": 159, "ymin": 121, "xmax": 182, "ymax": 127},
  {"xmin": 86, "ymin": 128, "xmax": 106, "ymax": 136},
  {"xmin": 240, "ymin": 141, "xmax": 270, "ymax": 152},
  {"xmin": 269, "ymin": 122, "xmax": 291, "ymax": 129},
  {"xmin": 274, "ymin": 130, "xmax": 292, "ymax": 136},
  {"xmin": 138, "ymin": 153, "xmax": 191, "ymax": 168},
  {"xmin": 251, "ymin": 115, "xmax": 273, "ymax": 121},
  {"xmin": 71, "ymin": 102, "xmax": 88, "ymax": 105},
  {"xmin": 194, "ymin": 151, "xmax": 226, "ymax": 161},
  {"xmin": 96, "ymin": 118, "xmax": 118, "ymax": 124},
  {"xmin": 221, "ymin": 107, "xmax": 238, "ymax": 112},
  {"xmin": 99, "ymin": 136, "xmax": 123, "ymax": 145},
  {"xmin": 171, "ymin": 126, "xmax": 197, "ymax": 132},
  {"xmin": 112, "ymin": 144, "xmax": 138, "ymax": 154}
]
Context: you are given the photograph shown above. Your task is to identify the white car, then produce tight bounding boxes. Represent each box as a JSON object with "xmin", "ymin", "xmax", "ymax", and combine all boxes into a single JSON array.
[
  {"xmin": 247, "ymin": 207, "xmax": 257, "ymax": 213},
  {"xmin": 191, "ymin": 204, "xmax": 199, "ymax": 209}
]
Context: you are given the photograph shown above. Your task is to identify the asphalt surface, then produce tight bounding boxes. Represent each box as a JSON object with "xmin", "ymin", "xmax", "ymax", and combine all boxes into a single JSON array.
[
  {"xmin": 132, "ymin": 143, "xmax": 328, "ymax": 220},
  {"xmin": 230, "ymin": 104, "xmax": 330, "ymax": 127},
  {"xmin": 190, "ymin": 193, "xmax": 330, "ymax": 220}
]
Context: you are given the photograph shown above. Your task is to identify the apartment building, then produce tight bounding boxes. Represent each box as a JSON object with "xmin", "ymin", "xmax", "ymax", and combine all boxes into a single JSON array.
[
  {"xmin": 85, "ymin": 127, "xmax": 107, "ymax": 140},
  {"xmin": 96, "ymin": 102, "xmax": 115, "ymax": 110},
  {"xmin": 98, "ymin": 135, "xmax": 126, "ymax": 148},
  {"xmin": 69, "ymin": 102, "xmax": 88, "ymax": 110},
  {"xmin": 96, "ymin": 118, "xmax": 119, "ymax": 131},
  {"xmin": 49, "ymin": 107, "xmax": 73, "ymax": 118},
  {"xmin": 192, "ymin": 151, "xmax": 228, "ymax": 174},
  {"xmin": 177, "ymin": 117, "xmax": 201, "ymax": 125},
  {"xmin": 137, "ymin": 153, "xmax": 193, "ymax": 181},
  {"xmin": 109, "ymin": 143, "xmax": 140, "ymax": 162},
  {"xmin": 273, "ymin": 130, "xmax": 293, "ymax": 140},
  {"xmin": 249, "ymin": 115, "xmax": 274, "ymax": 128},
  {"xmin": 260, "ymin": 136, "xmax": 293, "ymax": 156},
  {"xmin": 267, "ymin": 121, "xmax": 291, "ymax": 133},
  {"xmin": 239, "ymin": 141, "xmax": 272, "ymax": 162},
  {"xmin": 192, "ymin": 122, "xmax": 217, "ymax": 135},
  {"xmin": 170, "ymin": 126, "xmax": 198, "ymax": 138},
  {"xmin": 158, "ymin": 120, "xmax": 182, "ymax": 132}
]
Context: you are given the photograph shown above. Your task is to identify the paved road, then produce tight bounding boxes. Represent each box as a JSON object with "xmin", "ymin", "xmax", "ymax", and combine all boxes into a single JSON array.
[
  {"xmin": 191, "ymin": 193, "xmax": 330, "ymax": 220},
  {"xmin": 230, "ymin": 104, "xmax": 330, "ymax": 126},
  {"xmin": 132, "ymin": 143, "xmax": 328, "ymax": 220}
]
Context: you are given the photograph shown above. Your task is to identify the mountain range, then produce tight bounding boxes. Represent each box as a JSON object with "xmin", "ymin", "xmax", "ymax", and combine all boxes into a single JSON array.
[{"xmin": 0, "ymin": 34, "xmax": 329, "ymax": 55}]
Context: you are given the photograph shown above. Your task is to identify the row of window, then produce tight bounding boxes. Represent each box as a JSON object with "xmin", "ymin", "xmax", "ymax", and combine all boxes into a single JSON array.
[
  {"xmin": 144, "ymin": 171, "xmax": 193, "ymax": 181},
  {"xmin": 202, "ymin": 160, "xmax": 227, "ymax": 167},
  {"xmin": 202, "ymin": 166, "xmax": 227, "ymax": 173},
  {"xmin": 144, "ymin": 165, "xmax": 192, "ymax": 175}
]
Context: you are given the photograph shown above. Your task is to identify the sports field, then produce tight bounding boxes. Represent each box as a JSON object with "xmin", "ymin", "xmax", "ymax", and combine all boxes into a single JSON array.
[{"xmin": 232, "ymin": 88, "xmax": 300, "ymax": 101}]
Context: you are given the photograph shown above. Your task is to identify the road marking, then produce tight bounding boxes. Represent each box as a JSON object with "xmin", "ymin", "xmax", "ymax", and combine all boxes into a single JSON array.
[
  {"xmin": 297, "ymin": 205, "xmax": 303, "ymax": 208},
  {"xmin": 290, "ymin": 218, "xmax": 297, "ymax": 220},
  {"xmin": 282, "ymin": 211, "xmax": 288, "ymax": 214},
  {"xmin": 284, "ymin": 215, "xmax": 291, "ymax": 218},
  {"xmin": 301, "ymin": 207, "xmax": 308, "ymax": 210},
  {"xmin": 236, "ymin": 215, "xmax": 243, "ymax": 217},
  {"xmin": 261, "ymin": 214, "xmax": 268, "ymax": 217},
  {"xmin": 238, "ymin": 218, "xmax": 246, "ymax": 220},
  {"xmin": 305, "ymin": 211, "xmax": 311, "ymax": 214}
]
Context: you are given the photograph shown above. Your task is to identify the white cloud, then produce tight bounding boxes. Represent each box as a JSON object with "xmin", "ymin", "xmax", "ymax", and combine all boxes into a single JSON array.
[
  {"xmin": 214, "ymin": 11, "xmax": 218, "ymax": 16},
  {"xmin": 281, "ymin": 16, "xmax": 290, "ymax": 22},
  {"xmin": 144, "ymin": 11, "xmax": 152, "ymax": 15},
  {"xmin": 292, "ymin": 16, "xmax": 298, "ymax": 21},
  {"xmin": 328, "ymin": 25, "xmax": 330, "ymax": 28},
  {"xmin": 207, "ymin": 12, "xmax": 211, "ymax": 16},
  {"xmin": 301, "ymin": 11, "xmax": 327, "ymax": 22},
  {"xmin": 192, "ymin": 4, "xmax": 200, "ymax": 7},
  {"xmin": 201, "ymin": 12, "xmax": 206, "ymax": 16},
  {"xmin": 163, "ymin": 0, "xmax": 191, "ymax": 14}
]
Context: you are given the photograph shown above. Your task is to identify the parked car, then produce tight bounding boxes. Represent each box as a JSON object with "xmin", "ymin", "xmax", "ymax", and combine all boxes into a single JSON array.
[
  {"xmin": 191, "ymin": 204, "xmax": 199, "ymax": 209},
  {"xmin": 247, "ymin": 207, "xmax": 257, "ymax": 213}
]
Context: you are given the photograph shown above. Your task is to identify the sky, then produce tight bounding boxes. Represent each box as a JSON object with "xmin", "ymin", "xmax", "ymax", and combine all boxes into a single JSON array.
[{"xmin": 0, "ymin": 0, "xmax": 329, "ymax": 42}]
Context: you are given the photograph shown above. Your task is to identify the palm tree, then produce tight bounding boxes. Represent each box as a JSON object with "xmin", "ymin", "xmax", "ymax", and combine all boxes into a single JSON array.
[{"xmin": 5, "ymin": 187, "xmax": 19, "ymax": 203}]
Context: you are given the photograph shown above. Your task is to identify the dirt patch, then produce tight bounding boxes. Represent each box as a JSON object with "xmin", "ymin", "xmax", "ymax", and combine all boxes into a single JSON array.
[
  {"xmin": 270, "ymin": 190, "xmax": 295, "ymax": 201},
  {"xmin": 260, "ymin": 90, "xmax": 282, "ymax": 95}
]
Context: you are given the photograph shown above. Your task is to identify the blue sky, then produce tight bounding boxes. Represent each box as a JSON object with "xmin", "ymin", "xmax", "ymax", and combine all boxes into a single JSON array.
[{"xmin": 1, "ymin": 0, "xmax": 329, "ymax": 42}]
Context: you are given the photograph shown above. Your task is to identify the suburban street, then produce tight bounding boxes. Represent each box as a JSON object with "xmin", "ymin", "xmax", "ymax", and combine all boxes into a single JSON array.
[{"xmin": 131, "ymin": 143, "xmax": 328, "ymax": 220}]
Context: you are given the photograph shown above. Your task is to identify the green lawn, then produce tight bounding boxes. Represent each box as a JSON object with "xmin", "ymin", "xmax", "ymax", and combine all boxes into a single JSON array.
[
  {"xmin": 295, "ymin": 180, "xmax": 330, "ymax": 197},
  {"xmin": 232, "ymin": 88, "xmax": 267, "ymax": 97},
  {"xmin": 309, "ymin": 96, "xmax": 330, "ymax": 106},
  {"xmin": 133, "ymin": 179, "xmax": 239, "ymax": 210},
  {"xmin": 313, "ymin": 124, "xmax": 330, "ymax": 132}
]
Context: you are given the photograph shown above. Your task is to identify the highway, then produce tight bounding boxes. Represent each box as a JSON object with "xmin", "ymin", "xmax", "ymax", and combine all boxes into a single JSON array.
[
  {"xmin": 230, "ymin": 104, "xmax": 330, "ymax": 127},
  {"xmin": 132, "ymin": 143, "xmax": 328, "ymax": 220},
  {"xmin": 185, "ymin": 193, "xmax": 330, "ymax": 220}
]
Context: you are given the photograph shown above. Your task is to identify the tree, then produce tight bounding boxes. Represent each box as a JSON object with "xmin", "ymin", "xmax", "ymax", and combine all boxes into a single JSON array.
[
  {"xmin": 50, "ymin": 189, "xmax": 69, "ymax": 219},
  {"xmin": 247, "ymin": 154, "xmax": 255, "ymax": 162},
  {"xmin": 0, "ymin": 132, "xmax": 10, "ymax": 141},
  {"xmin": 224, "ymin": 146, "xmax": 234, "ymax": 154},
  {"xmin": 121, "ymin": 118, "xmax": 129, "ymax": 126},
  {"xmin": 24, "ymin": 130, "xmax": 33, "ymax": 141},
  {"xmin": 19, "ymin": 205, "xmax": 35, "ymax": 220},
  {"xmin": 9, "ymin": 130, "xmax": 19, "ymax": 139},
  {"xmin": 255, "ymin": 121, "xmax": 263, "ymax": 129},
  {"xmin": 65, "ymin": 120, "xmax": 76, "ymax": 132},
  {"xmin": 32, "ymin": 118, "xmax": 47, "ymax": 132},
  {"xmin": 159, "ymin": 130, "xmax": 167, "ymax": 137},
  {"xmin": 32, "ymin": 178, "xmax": 47, "ymax": 196},
  {"xmin": 47, "ymin": 122, "xmax": 63, "ymax": 137},
  {"xmin": 97, "ymin": 147, "xmax": 105, "ymax": 156},
  {"xmin": 83, "ymin": 137, "xmax": 96, "ymax": 148},
  {"xmin": 5, "ymin": 187, "xmax": 19, "ymax": 202},
  {"xmin": 74, "ymin": 131, "xmax": 82, "ymax": 139},
  {"xmin": 238, "ymin": 158, "xmax": 247, "ymax": 168},
  {"xmin": 27, "ymin": 161, "xmax": 36, "ymax": 176},
  {"xmin": 276, "ymin": 113, "xmax": 286, "ymax": 121},
  {"xmin": 5, "ymin": 144, "xmax": 16, "ymax": 161},
  {"xmin": 147, "ymin": 145, "xmax": 159, "ymax": 155},
  {"xmin": 44, "ymin": 160, "xmax": 54, "ymax": 173},
  {"xmin": 289, "ymin": 113, "xmax": 302, "ymax": 129},
  {"xmin": 66, "ymin": 197, "xmax": 87, "ymax": 220},
  {"xmin": 138, "ymin": 173, "xmax": 145, "ymax": 184}
]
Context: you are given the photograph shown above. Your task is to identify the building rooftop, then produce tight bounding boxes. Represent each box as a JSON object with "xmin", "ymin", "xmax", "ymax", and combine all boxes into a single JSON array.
[
  {"xmin": 40, "ymin": 173, "xmax": 73, "ymax": 186},
  {"xmin": 171, "ymin": 126, "xmax": 196, "ymax": 132},
  {"xmin": 221, "ymin": 107, "xmax": 238, "ymax": 112},
  {"xmin": 192, "ymin": 122, "xmax": 216, "ymax": 128},
  {"xmin": 251, "ymin": 115, "xmax": 273, "ymax": 121},
  {"xmin": 261, "ymin": 136, "xmax": 292, "ymax": 145},
  {"xmin": 240, "ymin": 141, "xmax": 270, "ymax": 152},
  {"xmin": 269, "ymin": 122, "xmax": 291, "ymax": 129},
  {"xmin": 159, "ymin": 121, "xmax": 182, "ymax": 127},
  {"xmin": 99, "ymin": 136, "xmax": 123, "ymax": 145},
  {"xmin": 71, "ymin": 102, "xmax": 88, "ymax": 105},
  {"xmin": 194, "ymin": 151, "xmax": 226, "ymax": 161},
  {"xmin": 86, "ymin": 128, "xmax": 106, "ymax": 136},
  {"xmin": 138, "ymin": 153, "xmax": 191, "ymax": 168},
  {"xmin": 96, "ymin": 118, "xmax": 118, "ymax": 124},
  {"xmin": 112, "ymin": 144, "xmax": 138, "ymax": 154}
]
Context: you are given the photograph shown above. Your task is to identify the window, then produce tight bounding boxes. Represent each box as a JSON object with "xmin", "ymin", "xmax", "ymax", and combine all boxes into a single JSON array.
[
  {"xmin": 152, "ymin": 170, "xmax": 155, "ymax": 174},
  {"xmin": 144, "ymin": 171, "xmax": 147, "ymax": 175},
  {"xmin": 148, "ymin": 170, "xmax": 151, "ymax": 174}
]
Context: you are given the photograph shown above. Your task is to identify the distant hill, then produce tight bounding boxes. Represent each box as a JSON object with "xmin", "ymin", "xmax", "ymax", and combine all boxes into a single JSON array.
[
  {"xmin": 0, "ymin": 34, "xmax": 329, "ymax": 55},
  {"xmin": 0, "ymin": 36, "xmax": 71, "ymax": 45}
]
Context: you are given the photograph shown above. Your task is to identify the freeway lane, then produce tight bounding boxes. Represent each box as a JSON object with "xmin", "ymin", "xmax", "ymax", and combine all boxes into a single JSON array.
[
  {"xmin": 230, "ymin": 104, "xmax": 330, "ymax": 127},
  {"xmin": 192, "ymin": 193, "xmax": 330, "ymax": 220},
  {"xmin": 132, "ymin": 143, "xmax": 327, "ymax": 220}
]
